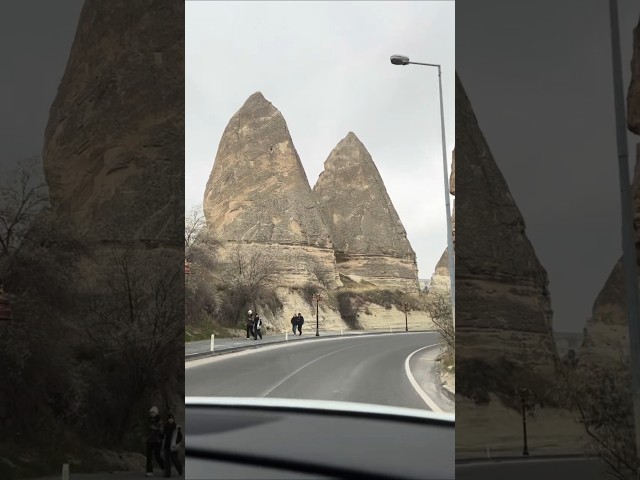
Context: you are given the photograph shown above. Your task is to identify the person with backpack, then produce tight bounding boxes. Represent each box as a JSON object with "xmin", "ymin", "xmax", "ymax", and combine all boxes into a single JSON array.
[
  {"xmin": 253, "ymin": 312, "xmax": 263, "ymax": 340},
  {"xmin": 297, "ymin": 312, "xmax": 305, "ymax": 335},
  {"xmin": 161, "ymin": 413, "xmax": 183, "ymax": 477},
  {"xmin": 146, "ymin": 406, "xmax": 165, "ymax": 477},
  {"xmin": 246, "ymin": 310, "xmax": 254, "ymax": 339},
  {"xmin": 291, "ymin": 314, "xmax": 298, "ymax": 335}
]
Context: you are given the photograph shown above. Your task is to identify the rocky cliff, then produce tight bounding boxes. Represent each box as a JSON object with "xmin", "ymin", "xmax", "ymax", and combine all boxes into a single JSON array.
[
  {"xmin": 579, "ymin": 146, "xmax": 640, "ymax": 366},
  {"xmin": 313, "ymin": 132, "xmax": 420, "ymax": 292},
  {"xmin": 628, "ymin": 15, "xmax": 640, "ymax": 135},
  {"xmin": 203, "ymin": 92, "xmax": 339, "ymax": 288},
  {"xmin": 426, "ymin": 248, "xmax": 450, "ymax": 296},
  {"xmin": 42, "ymin": 0, "xmax": 184, "ymax": 250},
  {"xmin": 455, "ymin": 72, "xmax": 558, "ymax": 370}
]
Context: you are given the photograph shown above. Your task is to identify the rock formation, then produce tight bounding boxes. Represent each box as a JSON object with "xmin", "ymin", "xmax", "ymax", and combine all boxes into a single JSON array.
[
  {"xmin": 43, "ymin": 0, "xmax": 183, "ymax": 249},
  {"xmin": 455, "ymin": 72, "xmax": 558, "ymax": 370},
  {"xmin": 628, "ymin": 15, "xmax": 640, "ymax": 134},
  {"xmin": 579, "ymin": 146, "xmax": 640, "ymax": 366},
  {"xmin": 313, "ymin": 132, "xmax": 420, "ymax": 292},
  {"xmin": 425, "ymin": 248, "xmax": 450, "ymax": 297},
  {"xmin": 203, "ymin": 92, "xmax": 339, "ymax": 288}
]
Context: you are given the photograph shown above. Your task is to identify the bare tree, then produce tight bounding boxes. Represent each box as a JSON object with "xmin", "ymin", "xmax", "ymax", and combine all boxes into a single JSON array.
[
  {"xmin": 424, "ymin": 290, "xmax": 454, "ymax": 353},
  {"xmin": 217, "ymin": 243, "xmax": 279, "ymax": 326},
  {"xmin": 185, "ymin": 204, "xmax": 206, "ymax": 249},
  {"xmin": 0, "ymin": 158, "xmax": 49, "ymax": 257}
]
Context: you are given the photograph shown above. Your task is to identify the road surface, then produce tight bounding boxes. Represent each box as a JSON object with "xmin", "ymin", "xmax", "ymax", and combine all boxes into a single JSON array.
[
  {"xmin": 186, "ymin": 331, "xmax": 453, "ymax": 413},
  {"xmin": 185, "ymin": 328, "xmax": 419, "ymax": 357},
  {"xmin": 456, "ymin": 456, "xmax": 605, "ymax": 480},
  {"xmin": 33, "ymin": 471, "xmax": 182, "ymax": 480}
]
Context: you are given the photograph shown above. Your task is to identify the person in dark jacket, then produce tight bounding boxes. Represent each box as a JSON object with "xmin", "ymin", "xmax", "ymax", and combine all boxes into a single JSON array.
[
  {"xmin": 246, "ymin": 310, "xmax": 254, "ymax": 339},
  {"xmin": 161, "ymin": 413, "xmax": 183, "ymax": 477},
  {"xmin": 291, "ymin": 314, "xmax": 298, "ymax": 335},
  {"xmin": 297, "ymin": 313, "xmax": 304, "ymax": 335},
  {"xmin": 253, "ymin": 313, "xmax": 263, "ymax": 340},
  {"xmin": 146, "ymin": 406, "xmax": 165, "ymax": 476}
]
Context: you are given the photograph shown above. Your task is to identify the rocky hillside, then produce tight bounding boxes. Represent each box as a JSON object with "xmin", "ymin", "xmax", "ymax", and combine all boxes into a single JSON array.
[
  {"xmin": 455, "ymin": 71, "xmax": 558, "ymax": 373},
  {"xmin": 313, "ymin": 132, "xmax": 420, "ymax": 292},
  {"xmin": 203, "ymin": 92, "xmax": 339, "ymax": 289},
  {"xmin": 42, "ymin": 0, "xmax": 183, "ymax": 250}
]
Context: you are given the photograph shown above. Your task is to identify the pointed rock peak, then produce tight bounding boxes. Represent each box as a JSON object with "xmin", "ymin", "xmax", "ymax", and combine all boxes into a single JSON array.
[
  {"xmin": 340, "ymin": 131, "xmax": 366, "ymax": 148},
  {"xmin": 246, "ymin": 91, "xmax": 268, "ymax": 104}
]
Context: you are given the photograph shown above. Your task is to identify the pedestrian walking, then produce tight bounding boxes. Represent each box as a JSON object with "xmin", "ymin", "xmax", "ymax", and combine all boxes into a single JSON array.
[
  {"xmin": 246, "ymin": 310, "xmax": 254, "ymax": 339},
  {"xmin": 161, "ymin": 413, "xmax": 183, "ymax": 477},
  {"xmin": 146, "ymin": 406, "xmax": 165, "ymax": 477},
  {"xmin": 254, "ymin": 313, "xmax": 263, "ymax": 340},
  {"xmin": 297, "ymin": 313, "xmax": 305, "ymax": 335},
  {"xmin": 291, "ymin": 314, "xmax": 298, "ymax": 335}
]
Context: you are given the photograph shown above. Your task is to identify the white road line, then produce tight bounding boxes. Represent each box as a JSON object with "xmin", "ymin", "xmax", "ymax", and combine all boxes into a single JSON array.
[
  {"xmin": 404, "ymin": 343, "xmax": 443, "ymax": 413},
  {"xmin": 261, "ymin": 344, "xmax": 360, "ymax": 397}
]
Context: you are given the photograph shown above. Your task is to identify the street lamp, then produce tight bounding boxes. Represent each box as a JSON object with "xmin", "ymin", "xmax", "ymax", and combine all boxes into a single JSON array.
[
  {"xmin": 518, "ymin": 387, "xmax": 531, "ymax": 456},
  {"xmin": 314, "ymin": 293, "xmax": 320, "ymax": 337},
  {"xmin": 402, "ymin": 303, "xmax": 410, "ymax": 332},
  {"xmin": 390, "ymin": 54, "xmax": 455, "ymax": 328}
]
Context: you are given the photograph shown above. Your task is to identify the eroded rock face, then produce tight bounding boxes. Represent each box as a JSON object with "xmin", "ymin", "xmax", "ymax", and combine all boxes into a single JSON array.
[
  {"xmin": 204, "ymin": 92, "xmax": 339, "ymax": 288},
  {"xmin": 579, "ymin": 145, "xmax": 640, "ymax": 366},
  {"xmin": 628, "ymin": 16, "xmax": 640, "ymax": 135},
  {"xmin": 313, "ymin": 132, "xmax": 419, "ymax": 292},
  {"xmin": 426, "ymin": 248, "xmax": 450, "ymax": 296},
  {"xmin": 42, "ymin": 0, "xmax": 184, "ymax": 248},
  {"xmin": 455, "ymin": 72, "xmax": 557, "ymax": 369}
]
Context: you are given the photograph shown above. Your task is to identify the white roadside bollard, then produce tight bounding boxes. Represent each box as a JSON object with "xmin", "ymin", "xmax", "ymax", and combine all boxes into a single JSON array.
[
  {"xmin": 285, "ymin": 332, "xmax": 288, "ymax": 341},
  {"xmin": 210, "ymin": 334, "xmax": 214, "ymax": 352},
  {"xmin": 486, "ymin": 445, "xmax": 491, "ymax": 459},
  {"xmin": 389, "ymin": 326, "xmax": 392, "ymax": 333},
  {"xmin": 61, "ymin": 463, "xmax": 69, "ymax": 480},
  {"xmin": 340, "ymin": 328, "xmax": 343, "ymax": 336}
]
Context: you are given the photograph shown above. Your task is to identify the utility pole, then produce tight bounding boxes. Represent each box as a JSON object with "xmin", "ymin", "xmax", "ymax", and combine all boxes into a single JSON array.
[{"xmin": 609, "ymin": 0, "xmax": 640, "ymax": 467}]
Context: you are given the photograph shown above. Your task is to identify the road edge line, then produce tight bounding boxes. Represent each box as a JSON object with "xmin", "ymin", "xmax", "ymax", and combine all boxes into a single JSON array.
[{"xmin": 404, "ymin": 343, "xmax": 444, "ymax": 413}]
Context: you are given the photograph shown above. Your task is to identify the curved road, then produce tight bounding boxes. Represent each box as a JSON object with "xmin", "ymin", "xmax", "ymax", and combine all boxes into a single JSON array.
[{"xmin": 186, "ymin": 332, "xmax": 453, "ymax": 413}]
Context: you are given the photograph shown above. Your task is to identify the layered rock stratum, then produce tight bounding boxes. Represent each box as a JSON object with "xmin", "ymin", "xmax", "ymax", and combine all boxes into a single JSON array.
[
  {"xmin": 203, "ymin": 92, "xmax": 339, "ymax": 288},
  {"xmin": 313, "ymin": 132, "xmax": 420, "ymax": 292},
  {"xmin": 455, "ymin": 72, "xmax": 558, "ymax": 370},
  {"xmin": 42, "ymin": 0, "xmax": 184, "ymax": 250}
]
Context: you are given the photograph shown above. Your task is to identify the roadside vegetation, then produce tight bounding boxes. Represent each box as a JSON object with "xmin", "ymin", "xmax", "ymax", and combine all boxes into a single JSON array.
[{"xmin": 0, "ymin": 160, "xmax": 183, "ymax": 477}]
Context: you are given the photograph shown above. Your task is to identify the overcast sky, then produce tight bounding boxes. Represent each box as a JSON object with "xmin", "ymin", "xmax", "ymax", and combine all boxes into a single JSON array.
[
  {"xmin": 186, "ymin": 1, "xmax": 455, "ymax": 280},
  {"xmin": 0, "ymin": 1, "xmax": 83, "ymax": 175},
  {"xmin": 457, "ymin": 0, "xmax": 640, "ymax": 333}
]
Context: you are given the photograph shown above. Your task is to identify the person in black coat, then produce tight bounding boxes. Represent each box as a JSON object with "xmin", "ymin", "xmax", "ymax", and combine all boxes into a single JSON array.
[
  {"xmin": 246, "ymin": 310, "xmax": 254, "ymax": 339},
  {"xmin": 297, "ymin": 313, "xmax": 304, "ymax": 335},
  {"xmin": 291, "ymin": 314, "xmax": 298, "ymax": 335},
  {"xmin": 253, "ymin": 313, "xmax": 263, "ymax": 340},
  {"xmin": 161, "ymin": 413, "xmax": 183, "ymax": 477},
  {"xmin": 146, "ymin": 406, "xmax": 165, "ymax": 476}
]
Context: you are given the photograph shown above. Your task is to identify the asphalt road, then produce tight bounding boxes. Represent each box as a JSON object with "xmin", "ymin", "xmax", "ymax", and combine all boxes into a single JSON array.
[
  {"xmin": 185, "ymin": 328, "xmax": 414, "ymax": 357},
  {"xmin": 456, "ymin": 456, "xmax": 605, "ymax": 480},
  {"xmin": 186, "ymin": 332, "xmax": 453, "ymax": 413}
]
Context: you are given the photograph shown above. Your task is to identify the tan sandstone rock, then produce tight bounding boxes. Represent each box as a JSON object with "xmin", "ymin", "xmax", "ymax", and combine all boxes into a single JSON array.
[
  {"xmin": 455, "ymin": 72, "xmax": 558, "ymax": 369},
  {"xmin": 42, "ymin": 0, "xmax": 184, "ymax": 249},
  {"xmin": 313, "ymin": 132, "xmax": 420, "ymax": 293},
  {"xmin": 204, "ymin": 92, "xmax": 339, "ymax": 288}
]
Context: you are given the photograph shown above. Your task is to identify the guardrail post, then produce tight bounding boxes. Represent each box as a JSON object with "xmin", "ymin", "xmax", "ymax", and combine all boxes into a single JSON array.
[
  {"xmin": 389, "ymin": 326, "xmax": 392, "ymax": 333},
  {"xmin": 210, "ymin": 334, "xmax": 214, "ymax": 352},
  {"xmin": 62, "ymin": 463, "xmax": 69, "ymax": 480},
  {"xmin": 340, "ymin": 328, "xmax": 343, "ymax": 336}
]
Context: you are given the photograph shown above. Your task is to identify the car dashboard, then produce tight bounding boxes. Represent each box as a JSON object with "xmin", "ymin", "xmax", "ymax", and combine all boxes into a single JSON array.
[{"xmin": 185, "ymin": 397, "xmax": 454, "ymax": 479}]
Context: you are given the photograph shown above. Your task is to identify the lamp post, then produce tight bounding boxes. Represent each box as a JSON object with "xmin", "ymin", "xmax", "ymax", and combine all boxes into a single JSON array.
[
  {"xmin": 403, "ymin": 303, "xmax": 410, "ymax": 332},
  {"xmin": 609, "ymin": 0, "xmax": 640, "ymax": 466},
  {"xmin": 390, "ymin": 54, "xmax": 455, "ymax": 328},
  {"xmin": 518, "ymin": 387, "xmax": 531, "ymax": 456},
  {"xmin": 314, "ymin": 293, "xmax": 320, "ymax": 337}
]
